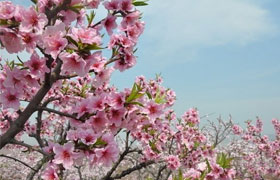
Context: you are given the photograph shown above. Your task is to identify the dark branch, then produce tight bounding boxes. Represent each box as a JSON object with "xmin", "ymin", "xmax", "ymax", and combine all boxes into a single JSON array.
[
  {"xmin": 0, "ymin": 154, "xmax": 37, "ymax": 171},
  {"xmin": 26, "ymin": 157, "xmax": 49, "ymax": 180},
  {"xmin": 10, "ymin": 139, "xmax": 50, "ymax": 157},
  {"xmin": 0, "ymin": 59, "xmax": 62, "ymax": 149},
  {"xmin": 111, "ymin": 160, "xmax": 155, "ymax": 180},
  {"xmin": 38, "ymin": 107, "xmax": 78, "ymax": 120}
]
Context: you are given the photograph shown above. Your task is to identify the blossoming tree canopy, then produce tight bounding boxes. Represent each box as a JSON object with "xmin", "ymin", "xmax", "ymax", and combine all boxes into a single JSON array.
[{"xmin": 0, "ymin": 0, "xmax": 237, "ymax": 179}]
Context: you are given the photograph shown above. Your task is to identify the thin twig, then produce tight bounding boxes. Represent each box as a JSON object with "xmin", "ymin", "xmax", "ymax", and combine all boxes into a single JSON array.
[
  {"xmin": 10, "ymin": 139, "xmax": 50, "ymax": 157},
  {"xmin": 38, "ymin": 107, "xmax": 79, "ymax": 120},
  {"xmin": 0, "ymin": 154, "xmax": 37, "ymax": 171}
]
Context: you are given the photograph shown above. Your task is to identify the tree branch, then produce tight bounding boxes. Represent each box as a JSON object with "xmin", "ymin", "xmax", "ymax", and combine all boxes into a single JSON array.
[
  {"xmin": 0, "ymin": 154, "xmax": 37, "ymax": 172},
  {"xmin": 10, "ymin": 139, "xmax": 51, "ymax": 157},
  {"xmin": 102, "ymin": 132, "xmax": 133, "ymax": 180},
  {"xmin": 45, "ymin": 0, "xmax": 72, "ymax": 25},
  {"xmin": 156, "ymin": 165, "xmax": 167, "ymax": 180},
  {"xmin": 38, "ymin": 106, "xmax": 79, "ymax": 120},
  {"xmin": 110, "ymin": 160, "xmax": 155, "ymax": 180},
  {"xmin": 0, "ymin": 58, "xmax": 63, "ymax": 149},
  {"xmin": 26, "ymin": 156, "xmax": 49, "ymax": 180},
  {"xmin": 75, "ymin": 166, "xmax": 83, "ymax": 180}
]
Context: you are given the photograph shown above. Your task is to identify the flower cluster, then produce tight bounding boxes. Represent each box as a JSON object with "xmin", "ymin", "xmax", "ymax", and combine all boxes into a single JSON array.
[
  {"xmin": 0, "ymin": 1, "xmax": 244, "ymax": 180},
  {"xmin": 229, "ymin": 118, "xmax": 280, "ymax": 179}
]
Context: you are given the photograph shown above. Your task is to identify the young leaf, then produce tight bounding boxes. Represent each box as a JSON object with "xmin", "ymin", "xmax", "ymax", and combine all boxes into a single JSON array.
[
  {"xmin": 84, "ymin": 43, "xmax": 104, "ymax": 51},
  {"xmin": 0, "ymin": 20, "xmax": 8, "ymax": 26},
  {"xmin": 86, "ymin": 11, "xmax": 95, "ymax": 26},
  {"xmin": 127, "ymin": 101, "xmax": 144, "ymax": 107},
  {"xmin": 66, "ymin": 36, "xmax": 79, "ymax": 47},
  {"xmin": 133, "ymin": 1, "xmax": 149, "ymax": 6}
]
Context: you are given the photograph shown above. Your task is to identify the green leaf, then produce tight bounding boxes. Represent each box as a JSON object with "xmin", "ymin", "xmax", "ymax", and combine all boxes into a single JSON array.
[
  {"xmin": 200, "ymin": 170, "xmax": 207, "ymax": 180},
  {"xmin": 127, "ymin": 101, "xmax": 144, "ymax": 107},
  {"xmin": 69, "ymin": 4, "xmax": 84, "ymax": 14},
  {"xmin": 149, "ymin": 141, "xmax": 160, "ymax": 153},
  {"xmin": 133, "ymin": 1, "xmax": 149, "ymax": 6},
  {"xmin": 86, "ymin": 11, "xmax": 95, "ymax": 26},
  {"xmin": 154, "ymin": 89, "xmax": 167, "ymax": 104},
  {"xmin": 84, "ymin": 43, "xmax": 104, "ymax": 51},
  {"xmin": 91, "ymin": 137, "xmax": 107, "ymax": 148},
  {"xmin": 206, "ymin": 159, "xmax": 212, "ymax": 173},
  {"xmin": 0, "ymin": 20, "xmax": 8, "ymax": 26},
  {"xmin": 194, "ymin": 141, "xmax": 200, "ymax": 149},
  {"xmin": 31, "ymin": 0, "xmax": 37, "ymax": 4},
  {"xmin": 126, "ymin": 83, "xmax": 138, "ymax": 102},
  {"xmin": 66, "ymin": 36, "xmax": 79, "ymax": 47},
  {"xmin": 216, "ymin": 153, "xmax": 233, "ymax": 169},
  {"xmin": 178, "ymin": 169, "xmax": 183, "ymax": 180},
  {"xmin": 146, "ymin": 91, "xmax": 152, "ymax": 99}
]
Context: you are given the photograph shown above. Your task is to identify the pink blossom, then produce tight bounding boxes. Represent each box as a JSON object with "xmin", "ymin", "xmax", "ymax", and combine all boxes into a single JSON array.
[
  {"xmin": 84, "ymin": 51, "xmax": 104, "ymax": 73},
  {"xmin": 52, "ymin": 0, "xmax": 64, "ymax": 5},
  {"xmin": 108, "ymin": 33, "xmax": 135, "ymax": 49},
  {"xmin": 108, "ymin": 108, "xmax": 125, "ymax": 127},
  {"xmin": 119, "ymin": 0, "xmax": 133, "ymax": 12},
  {"xmin": 145, "ymin": 101, "xmax": 163, "ymax": 119},
  {"xmin": 95, "ymin": 144, "xmax": 119, "ymax": 166},
  {"xmin": 43, "ymin": 141, "xmax": 56, "ymax": 154},
  {"xmin": 102, "ymin": 14, "xmax": 117, "ymax": 35},
  {"xmin": 13, "ymin": 5, "xmax": 25, "ymax": 22},
  {"xmin": 121, "ymin": 11, "xmax": 140, "ymax": 28},
  {"xmin": 20, "ymin": 32, "xmax": 39, "ymax": 53},
  {"xmin": 59, "ymin": 10, "xmax": 78, "ymax": 26},
  {"xmin": 70, "ymin": 27, "xmax": 101, "ymax": 45},
  {"xmin": 80, "ymin": 129, "xmax": 98, "ymax": 145},
  {"xmin": 88, "ymin": 111, "xmax": 108, "ymax": 132},
  {"xmin": 126, "ymin": 21, "xmax": 145, "ymax": 42},
  {"xmin": 44, "ymin": 34, "xmax": 68, "ymax": 59},
  {"xmin": 232, "ymin": 125, "xmax": 243, "ymax": 135},
  {"xmin": 85, "ymin": 0, "xmax": 100, "ymax": 8},
  {"xmin": 104, "ymin": 0, "xmax": 120, "ymax": 11},
  {"xmin": 25, "ymin": 52, "xmax": 49, "ymax": 77},
  {"xmin": 92, "ymin": 67, "xmax": 114, "ymax": 87},
  {"xmin": 182, "ymin": 108, "xmax": 200, "ymax": 125},
  {"xmin": 109, "ymin": 92, "xmax": 125, "ymax": 109},
  {"xmin": 26, "ymin": 124, "xmax": 37, "ymax": 135},
  {"xmin": 197, "ymin": 162, "xmax": 207, "ymax": 171},
  {"xmin": 37, "ymin": 0, "xmax": 53, "ymax": 13},
  {"xmin": 53, "ymin": 142, "xmax": 77, "ymax": 169},
  {"xmin": 119, "ymin": 35, "xmax": 135, "ymax": 48},
  {"xmin": 211, "ymin": 163, "xmax": 224, "ymax": 178},
  {"xmin": 101, "ymin": 133, "xmax": 116, "ymax": 146},
  {"xmin": 74, "ymin": 98, "xmax": 91, "ymax": 118},
  {"xmin": 3, "ymin": 66, "xmax": 25, "ymax": 89},
  {"xmin": 114, "ymin": 50, "xmax": 136, "ymax": 71},
  {"xmin": 143, "ymin": 146, "xmax": 159, "ymax": 160},
  {"xmin": 184, "ymin": 168, "xmax": 201, "ymax": 179},
  {"xmin": 60, "ymin": 52, "xmax": 87, "ymax": 77},
  {"xmin": 41, "ymin": 165, "xmax": 59, "ymax": 180},
  {"xmin": 0, "ymin": 28, "xmax": 24, "ymax": 54},
  {"xmin": 0, "ymin": 1, "xmax": 16, "ymax": 19},
  {"xmin": 70, "ymin": 0, "xmax": 83, "ymax": 5},
  {"xmin": 20, "ymin": 6, "xmax": 48, "ymax": 33},
  {"xmin": 91, "ymin": 95, "xmax": 107, "ymax": 111},
  {"xmin": 42, "ymin": 22, "xmax": 67, "ymax": 59},
  {"xmin": 66, "ymin": 130, "xmax": 80, "ymax": 141},
  {"xmin": 0, "ymin": 88, "xmax": 21, "ymax": 110},
  {"xmin": 256, "ymin": 117, "xmax": 263, "ymax": 133}
]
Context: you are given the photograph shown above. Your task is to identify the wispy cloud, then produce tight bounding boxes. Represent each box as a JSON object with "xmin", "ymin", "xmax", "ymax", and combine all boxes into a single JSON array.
[
  {"xmin": 137, "ymin": 0, "xmax": 277, "ymax": 66},
  {"xmin": 143, "ymin": 0, "xmax": 277, "ymax": 46}
]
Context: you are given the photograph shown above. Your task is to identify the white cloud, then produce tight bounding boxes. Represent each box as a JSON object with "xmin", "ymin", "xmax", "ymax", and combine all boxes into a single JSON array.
[{"xmin": 142, "ymin": 0, "xmax": 277, "ymax": 47}]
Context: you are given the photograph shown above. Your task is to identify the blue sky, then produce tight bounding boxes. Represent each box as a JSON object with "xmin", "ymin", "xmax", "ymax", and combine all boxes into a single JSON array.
[
  {"xmin": 2, "ymin": 0, "xmax": 280, "ymax": 133},
  {"xmin": 111, "ymin": 0, "xmax": 280, "ymax": 133}
]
